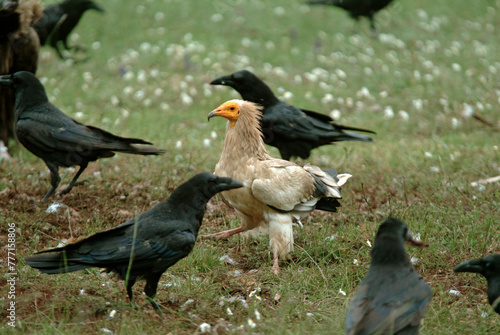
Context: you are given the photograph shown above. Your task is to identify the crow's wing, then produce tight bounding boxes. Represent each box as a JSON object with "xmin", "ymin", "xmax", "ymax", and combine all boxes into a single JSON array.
[
  {"xmin": 29, "ymin": 218, "xmax": 196, "ymax": 272},
  {"xmin": 17, "ymin": 104, "xmax": 150, "ymax": 153},
  {"xmin": 263, "ymin": 102, "xmax": 334, "ymax": 141}
]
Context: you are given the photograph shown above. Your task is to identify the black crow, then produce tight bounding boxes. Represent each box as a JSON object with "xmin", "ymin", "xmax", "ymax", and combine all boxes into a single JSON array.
[
  {"xmin": 345, "ymin": 217, "xmax": 431, "ymax": 335},
  {"xmin": 0, "ymin": 71, "xmax": 165, "ymax": 202},
  {"xmin": 0, "ymin": 0, "xmax": 42, "ymax": 159},
  {"xmin": 34, "ymin": 0, "xmax": 104, "ymax": 59},
  {"xmin": 25, "ymin": 173, "xmax": 244, "ymax": 315},
  {"xmin": 307, "ymin": 0, "xmax": 395, "ymax": 35},
  {"xmin": 454, "ymin": 254, "xmax": 500, "ymax": 314},
  {"xmin": 210, "ymin": 70, "xmax": 374, "ymax": 161}
]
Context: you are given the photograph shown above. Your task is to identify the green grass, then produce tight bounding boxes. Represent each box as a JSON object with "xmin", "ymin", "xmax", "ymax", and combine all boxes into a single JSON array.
[{"xmin": 1, "ymin": 0, "xmax": 500, "ymax": 333}]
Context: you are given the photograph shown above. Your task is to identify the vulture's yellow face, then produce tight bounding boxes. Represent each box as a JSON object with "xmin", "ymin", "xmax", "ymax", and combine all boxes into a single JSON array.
[{"xmin": 208, "ymin": 100, "xmax": 241, "ymax": 127}]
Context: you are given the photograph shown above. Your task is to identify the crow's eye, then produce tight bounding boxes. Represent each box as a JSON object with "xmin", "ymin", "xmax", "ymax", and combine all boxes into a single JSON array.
[{"xmin": 485, "ymin": 262, "xmax": 491, "ymax": 268}]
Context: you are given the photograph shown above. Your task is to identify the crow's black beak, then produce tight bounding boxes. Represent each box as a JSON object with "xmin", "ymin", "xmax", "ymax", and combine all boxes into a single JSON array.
[
  {"xmin": 210, "ymin": 75, "xmax": 232, "ymax": 86},
  {"xmin": 454, "ymin": 258, "xmax": 484, "ymax": 274},
  {"xmin": 218, "ymin": 177, "xmax": 243, "ymax": 191},
  {"xmin": 0, "ymin": 74, "xmax": 13, "ymax": 87}
]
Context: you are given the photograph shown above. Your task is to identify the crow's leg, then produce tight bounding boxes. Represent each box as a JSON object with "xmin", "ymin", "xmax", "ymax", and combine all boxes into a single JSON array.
[
  {"xmin": 41, "ymin": 162, "xmax": 61, "ymax": 203},
  {"xmin": 125, "ymin": 276, "xmax": 138, "ymax": 308},
  {"xmin": 145, "ymin": 273, "xmax": 164, "ymax": 316},
  {"xmin": 201, "ymin": 226, "xmax": 246, "ymax": 239},
  {"xmin": 369, "ymin": 16, "xmax": 378, "ymax": 37},
  {"xmin": 58, "ymin": 163, "xmax": 89, "ymax": 195},
  {"xmin": 53, "ymin": 41, "xmax": 66, "ymax": 59}
]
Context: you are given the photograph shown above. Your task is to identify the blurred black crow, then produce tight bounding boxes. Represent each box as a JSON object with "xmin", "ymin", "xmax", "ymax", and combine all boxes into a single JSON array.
[
  {"xmin": 0, "ymin": 0, "xmax": 42, "ymax": 159},
  {"xmin": 210, "ymin": 70, "xmax": 374, "ymax": 161},
  {"xmin": 345, "ymin": 217, "xmax": 431, "ymax": 335},
  {"xmin": 307, "ymin": 0, "xmax": 395, "ymax": 35},
  {"xmin": 0, "ymin": 71, "xmax": 165, "ymax": 202},
  {"xmin": 34, "ymin": 0, "xmax": 104, "ymax": 59},
  {"xmin": 454, "ymin": 254, "xmax": 500, "ymax": 314},
  {"xmin": 25, "ymin": 173, "xmax": 244, "ymax": 315}
]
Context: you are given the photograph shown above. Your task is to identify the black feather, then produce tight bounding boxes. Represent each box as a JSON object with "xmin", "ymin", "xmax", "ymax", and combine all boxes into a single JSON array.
[
  {"xmin": 307, "ymin": 0, "xmax": 395, "ymax": 35},
  {"xmin": 34, "ymin": 0, "xmax": 104, "ymax": 59},
  {"xmin": 210, "ymin": 70, "xmax": 374, "ymax": 160},
  {"xmin": 454, "ymin": 254, "xmax": 500, "ymax": 314},
  {"xmin": 0, "ymin": 71, "xmax": 165, "ymax": 202},
  {"xmin": 25, "ymin": 173, "xmax": 243, "ymax": 315},
  {"xmin": 345, "ymin": 218, "xmax": 431, "ymax": 334}
]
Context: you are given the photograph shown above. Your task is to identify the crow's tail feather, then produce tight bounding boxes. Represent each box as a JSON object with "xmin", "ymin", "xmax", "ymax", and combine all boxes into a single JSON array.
[{"xmin": 25, "ymin": 251, "xmax": 91, "ymax": 274}]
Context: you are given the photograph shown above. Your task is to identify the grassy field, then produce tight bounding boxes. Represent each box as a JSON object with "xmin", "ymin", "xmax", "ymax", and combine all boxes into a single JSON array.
[{"xmin": 1, "ymin": 0, "xmax": 499, "ymax": 333}]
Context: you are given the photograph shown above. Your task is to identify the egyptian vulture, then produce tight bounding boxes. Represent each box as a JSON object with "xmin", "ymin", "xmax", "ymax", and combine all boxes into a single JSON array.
[{"xmin": 208, "ymin": 99, "xmax": 351, "ymax": 273}]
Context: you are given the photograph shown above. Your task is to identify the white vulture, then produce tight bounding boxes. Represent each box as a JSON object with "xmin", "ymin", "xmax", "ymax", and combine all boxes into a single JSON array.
[{"xmin": 208, "ymin": 99, "xmax": 351, "ymax": 273}]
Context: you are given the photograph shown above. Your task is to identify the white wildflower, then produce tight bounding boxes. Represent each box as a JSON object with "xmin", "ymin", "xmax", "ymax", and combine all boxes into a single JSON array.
[
  {"xmin": 247, "ymin": 318, "xmax": 256, "ymax": 328},
  {"xmin": 123, "ymin": 86, "xmax": 133, "ymax": 95},
  {"xmin": 181, "ymin": 93, "xmax": 193, "ymax": 105},
  {"xmin": 282, "ymin": 91, "xmax": 294, "ymax": 100},
  {"xmin": 329, "ymin": 109, "xmax": 341, "ymax": 120},
  {"xmin": 160, "ymin": 102, "xmax": 170, "ymax": 111},
  {"xmin": 123, "ymin": 71, "xmax": 134, "ymax": 81},
  {"xmin": 273, "ymin": 6, "xmax": 285, "ymax": 16},
  {"xmin": 412, "ymin": 99, "xmax": 423, "ymax": 110},
  {"xmin": 154, "ymin": 12, "xmax": 165, "ymax": 21},
  {"xmin": 398, "ymin": 110, "xmax": 409, "ymax": 121},
  {"xmin": 451, "ymin": 63, "xmax": 461, "ymax": 72},
  {"xmin": 321, "ymin": 93, "xmax": 334, "ymax": 104},
  {"xmin": 384, "ymin": 106, "xmax": 394, "ymax": 118},
  {"xmin": 134, "ymin": 90, "xmax": 145, "ymax": 101},
  {"xmin": 154, "ymin": 88, "xmax": 163, "ymax": 96},
  {"xmin": 111, "ymin": 95, "xmax": 119, "ymax": 106}
]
